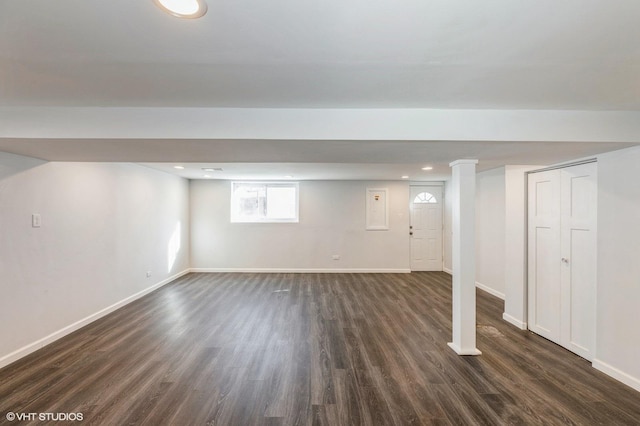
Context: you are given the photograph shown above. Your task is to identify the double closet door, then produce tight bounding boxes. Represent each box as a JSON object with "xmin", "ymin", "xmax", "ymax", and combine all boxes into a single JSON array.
[{"xmin": 527, "ymin": 162, "xmax": 597, "ymax": 361}]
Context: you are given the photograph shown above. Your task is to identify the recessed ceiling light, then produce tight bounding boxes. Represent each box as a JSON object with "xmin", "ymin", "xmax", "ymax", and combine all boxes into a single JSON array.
[
  {"xmin": 174, "ymin": 165, "xmax": 185, "ymax": 170},
  {"xmin": 203, "ymin": 174, "xmax": 212, "ymax": 178},
  {"xmin": 202, "ymin": 167, "xmax": 223, "ymax": 172},
  {"xmin": 284, "ymin": 175, "xmax": 294, "ymax": 179},
  {"xmin": 421, "ymin": 166, "xmax": 433, "ymax": 171},
  {"xmin": 152, "ymin": 0, "xmax": 208, "ymax": 19},
  {"xmin": 401, "ymin": 175, "xmax": 409, "ymax": 179}
]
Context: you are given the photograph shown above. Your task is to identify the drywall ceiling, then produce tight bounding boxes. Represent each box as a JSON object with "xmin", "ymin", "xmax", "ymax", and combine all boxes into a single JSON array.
[
  {"xmin": 0, "ymin": 137, "xmax": 634, "ymax": 180},
  {"xmin": 1, "ymin": 1, "xmax": 640, "ymax": 109},
  {"xmin": 1, "ymin": 1, "xmax": 639, "ymax": 179}
]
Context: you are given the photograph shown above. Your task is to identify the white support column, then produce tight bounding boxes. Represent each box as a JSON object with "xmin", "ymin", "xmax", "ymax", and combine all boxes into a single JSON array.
[{"xmin": 448, "ymin": 159, "xmax": 481, "ymax": 356}]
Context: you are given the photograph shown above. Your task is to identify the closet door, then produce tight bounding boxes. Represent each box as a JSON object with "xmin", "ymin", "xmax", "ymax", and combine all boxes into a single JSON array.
[
  {"xmin": 560, "ymin": 163, "xmax": 597, "ymax": 360},
  {"xmin": 528, "ymin": 169, "xmax": 562, "ymax": 343},
  {"xmin": 527, "ymin": 163, "xmax": 597, "ymax": 361}
]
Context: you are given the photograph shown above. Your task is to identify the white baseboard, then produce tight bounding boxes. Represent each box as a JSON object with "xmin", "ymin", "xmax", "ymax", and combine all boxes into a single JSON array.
[
  {"xmin": 443, "ymin": 267, "xmax": 453, "ymax": 275},
  {"xmin": 475, "ymin": 281, "xmax": 505, "ymax": 300},
  {"xmin": 502, "ymin": 313, "xmax": 528, "ymax": 330},
  {"xmin": 189, "ymin": 268, "xmax": 411, "ymax": 273},
  {"xmin": 0, "ymin": 269, "xmax": 190, "ymax": 370},
  {"xmin": 593, "ymin": 359, "xmax": 640, "ymax": 393}
]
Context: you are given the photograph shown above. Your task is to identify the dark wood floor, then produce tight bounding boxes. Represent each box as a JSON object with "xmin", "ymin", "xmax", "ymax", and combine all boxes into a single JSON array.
[{"xmin": 1, "ymin": 272, "xmax": 639, "ymax": 425}]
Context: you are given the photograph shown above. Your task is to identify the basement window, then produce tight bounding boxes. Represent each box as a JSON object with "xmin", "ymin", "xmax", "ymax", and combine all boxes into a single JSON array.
[
  {"xmin": 413, "ymin": 192, "xmax": 437, "ymax": 204},
  {"xmin": 231, "ymin": 182, "xmax": 299, "ymax": 223}
]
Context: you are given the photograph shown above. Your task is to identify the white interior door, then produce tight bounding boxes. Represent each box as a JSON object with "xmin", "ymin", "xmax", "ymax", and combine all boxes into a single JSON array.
[
  {"xmin": 410, "ymin": 186, "xmax": 443, "ymax": 271},
  {"xmin": 560, "ymin": 164, "xmax": 597, "ymax": 360},
  {"xmin": 527, "ymin": 169, "xmax": 562, "ymax": 343},
  {"xmin": 528, "ymin": 163, "xmax": 597, "ymax": 360}
]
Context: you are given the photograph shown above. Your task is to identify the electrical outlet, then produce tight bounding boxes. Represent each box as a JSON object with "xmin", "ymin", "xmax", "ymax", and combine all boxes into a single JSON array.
[
  {"xmin": 146, "ymin": 271, "xmax": 152, "ymax": 278},
  {"xmin": 32, "ymin": 214, "xmax": 41, "ymax": 228}
]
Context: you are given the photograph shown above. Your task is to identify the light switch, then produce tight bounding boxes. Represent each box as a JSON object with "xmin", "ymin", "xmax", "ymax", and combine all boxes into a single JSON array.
[{"xmin": 32, "ymin": 213, "xmax": 41, "ymax": 228}]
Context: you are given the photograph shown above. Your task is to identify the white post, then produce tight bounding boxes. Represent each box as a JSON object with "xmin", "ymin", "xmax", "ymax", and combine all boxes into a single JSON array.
[{"xmin": 448, "ymin": 159, "xmax": 481, "ymax": 355}]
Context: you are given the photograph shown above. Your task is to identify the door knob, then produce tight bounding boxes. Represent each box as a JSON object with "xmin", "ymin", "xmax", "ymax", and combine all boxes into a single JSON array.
[{"xmin": 561, "ymin": 258, "xmax": 569, "ymax": 263}]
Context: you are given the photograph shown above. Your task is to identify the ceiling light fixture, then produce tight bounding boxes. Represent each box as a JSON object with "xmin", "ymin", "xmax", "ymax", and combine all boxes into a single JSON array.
[
  {"xmin": 401, "ymin": 175, "xmax": 409, "ymax": 179},
  {"xmin": 174, "ymin": 165, "xmax": 185, "ymax": 170},
  {"xmin": 202, "ymin": 167, "xmax": 223, "ymax": 172},
  {"xmin": 284, "ymin": 175, "xmax": 294, "ymax": 179},
  {"xmin": 152, "ymin": 0, "xmax": 208, "ymax": 19},
  {"xmin": 203, "ymin": 174, "xmax": 212, "ymax": 178},
  {"xmin": 421, "ymin": 166, "xmax": 433, "ymax": 171}
]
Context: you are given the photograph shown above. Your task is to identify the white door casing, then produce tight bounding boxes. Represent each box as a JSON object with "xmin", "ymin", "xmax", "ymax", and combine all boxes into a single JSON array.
[
  {"xmin": 410, "ymin": 185, "xmax": 443, "ymax": 271},
  {"xmin": 527, "ymin": 162, "xmax": 597, "ymax": 361}
]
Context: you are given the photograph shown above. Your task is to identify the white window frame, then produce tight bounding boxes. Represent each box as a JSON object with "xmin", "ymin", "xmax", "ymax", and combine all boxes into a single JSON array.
[{"xmin": 230, "ymin": 181, "xmax": 299, "ymax": 223}]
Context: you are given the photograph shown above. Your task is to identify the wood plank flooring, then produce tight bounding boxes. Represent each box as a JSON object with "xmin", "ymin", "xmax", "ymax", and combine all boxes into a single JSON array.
[{"xmin": 1, "ymin": 272, "xmax": 639, "ymax": 425}]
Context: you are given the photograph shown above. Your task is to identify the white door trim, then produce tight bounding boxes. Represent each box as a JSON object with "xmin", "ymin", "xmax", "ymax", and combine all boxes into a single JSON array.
[
  {"xmin": 526, "ymin": 162, "xmax": 597, "ymax": 361},
  {"xmin": 409, "ymin": 184, "xmax": 444, "ymax": 271}
]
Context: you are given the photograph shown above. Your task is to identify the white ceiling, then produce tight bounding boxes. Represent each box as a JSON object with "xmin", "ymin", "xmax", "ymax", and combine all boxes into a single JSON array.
[
  {"xmin": 1, "ymin": 1, "xmax": 639, "ymax": 179},
  {"xmin": 1, "ymin": 137, "xmax": 632, "ymax": 180},
  {"xmin": 2, "ymin": 0, "xmax": 640, "ymax": 109}
]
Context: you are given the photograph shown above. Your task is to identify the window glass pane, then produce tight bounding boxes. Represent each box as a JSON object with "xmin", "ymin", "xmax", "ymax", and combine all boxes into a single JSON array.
[
  {"xmin": 235, "ymin": 184, "xmax": 266, "ymax": 220},
  {"xmin": 413, "ymin": 192, "xmax": 437, "ymax": 204},
  {"xmin": 231, "ymin": 182, "xmax": 298, "ymax": 223},
  {"xmin": 266, "ymin": 186, "xmax": 296, "ymax": 219}
]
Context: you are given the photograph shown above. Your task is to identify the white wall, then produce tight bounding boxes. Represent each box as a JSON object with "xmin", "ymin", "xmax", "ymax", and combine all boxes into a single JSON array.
[
  {"xmin": 593, "ymin": 145, "xmax": 640, "ymax": 391},
  {"xmin": 475, "ymin": 167, "xmax": 506, "ymax": 298},
  {"xmin": 443, "ymin": 180, "xmax": 453, "ymax": 272},
  {"xmin": 502, "ymin": 165, "xmax": 542, "ymax": 329},
  {"xmin": 445, "ymin": 169, "xmax": 507, "ymax": 298},
  {"xmin": 0, "ymin": 151, "xmax": 46, "ymax": 180},
  {"xmin": 0, "ymin": 155, "xmax": 190, "ymax": 367},
  {"xmin": 190, "ymin": 180, "xmax": 410, "ymax": 271}
]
